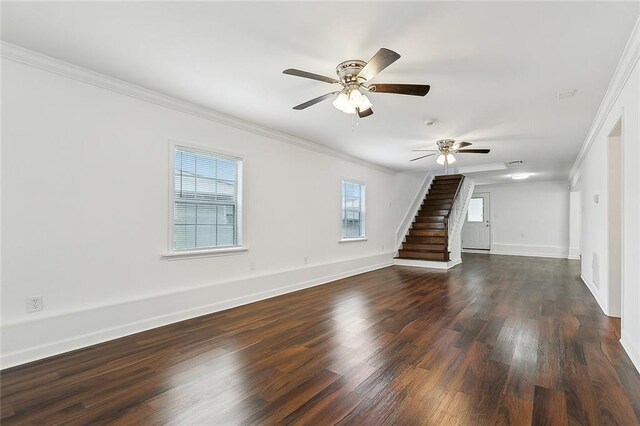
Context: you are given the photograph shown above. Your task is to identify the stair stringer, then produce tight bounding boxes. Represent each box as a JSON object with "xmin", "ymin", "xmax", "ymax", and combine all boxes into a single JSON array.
[
  {"xmin": 446, "ymin": 177, "xmax": 476, "ymax": 264},
  {"xmin": 395, "ymin": 172, "xmax": 435, "ymax": 250}
]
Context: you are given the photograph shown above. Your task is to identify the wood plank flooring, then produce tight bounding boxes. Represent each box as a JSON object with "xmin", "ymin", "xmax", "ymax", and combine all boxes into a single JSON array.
[{"xmin": 2, "ymin": 254, "xmax": 639, "ymax": 425}]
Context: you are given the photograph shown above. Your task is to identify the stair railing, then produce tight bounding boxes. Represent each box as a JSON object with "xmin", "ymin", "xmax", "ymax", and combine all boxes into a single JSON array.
[{"xmin": 446, "ymin": 176, "xmax": 475, "ymax": 253}]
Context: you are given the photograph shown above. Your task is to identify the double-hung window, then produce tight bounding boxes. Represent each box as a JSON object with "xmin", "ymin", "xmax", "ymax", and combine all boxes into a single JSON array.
[
  {"xmin": 172, "ymin": 145, "xmax": 242, "ymax": 252},
  {"xmin": 341, "ymin": 180, "xmax": 365, "ymax": 239}
]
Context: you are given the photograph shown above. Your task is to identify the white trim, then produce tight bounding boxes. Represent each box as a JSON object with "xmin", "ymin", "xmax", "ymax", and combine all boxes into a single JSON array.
[
  {"xmin": 0, "ymin": 42, "xmax": 396, "ymax": 176},
  {"xmin": 569, "ymin": 16, "xmax": 640, "ymax": 182},
  {"xmin": 339, "ymin": 238, "xmax": 367, "ymax": 244},
  {"xmin": 462, "ymin": 249, "xmax": 490, "ymax": 254},
  {"xmin": 162, "ymin": 246, "xmax": 248, "ymax": 260},
  {"xmin": 489, "ymin": 244, "xmax": 569, "ymax": 259},
  {"xmin": 0, "ymin": 252, "xmax": 395, "ymax": 369},
  {"xmin": 393, "ymin": 258, "xmax": 462, "ymax": 270},
  {"xmin": 621, "ymin": 332, "xmax": 640, "ymax": 373},
  {"xmin": 606, "ymin": 115, "xmax": 625, "ymax": 318},
  {"xmin": 580, "ymin": 274, "xmax": 608, "ymax": 316},
  {"xmin": 568, "ymin": 247, "xmax": 580, "ymax": 260}
]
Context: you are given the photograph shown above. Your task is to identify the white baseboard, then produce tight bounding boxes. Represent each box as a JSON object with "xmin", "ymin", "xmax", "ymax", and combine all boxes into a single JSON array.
[
  {"xmin": 393, "ymin": 258, "xmax": 462, "ymax": 270},
  {"xmin": 568, "ymin": 247, "xmax": 580, "ymax": 260},
  {"xmin": 462, "ymin": 249, "xmax": 490, "ymax": 254},
  {"xmin": 489, "ymin": 244, "xmax": 569, "ymax": 259},
  {"xmin": 1, "ymin": 252, "xmax": 394, "ymax": 369},
  {"xmin": 621, "ymin": 332, "xmax": 640, "ymax": 374},
  {"xmin": 580, "ymin": 274, "xmax": 608, "ymax": 316}
]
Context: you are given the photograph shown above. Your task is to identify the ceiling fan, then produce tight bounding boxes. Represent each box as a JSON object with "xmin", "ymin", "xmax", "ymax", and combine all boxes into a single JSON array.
[
  {"xmin": 411, "ymin": 139, "xmax": 490, "ymax": 166},
  {"xmin": 283, "ymin": 48, "xmax": 430, "ymax": 118}
]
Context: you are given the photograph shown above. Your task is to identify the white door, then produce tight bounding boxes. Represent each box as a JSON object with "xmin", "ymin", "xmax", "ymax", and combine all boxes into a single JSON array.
[{"xmin": 462, "ymin": 193, "xmax": 491, "ymax": 250}]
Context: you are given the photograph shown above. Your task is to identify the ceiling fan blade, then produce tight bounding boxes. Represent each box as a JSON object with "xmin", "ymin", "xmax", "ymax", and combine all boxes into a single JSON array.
[
  {"xmin": 283, "ymin": 69, "xmax": 339, "ymax": 84},
  {"xmin": 410, "ymin": 153, "xmax": 436, "ymax": 162},
  {"xmin": 357, "ymin": 107, "xmax": 373, "ymax": 118},
  {"xmin": 357, "ymin": 48, "xmax": 401, "ymax": 81},
  {"xmin": 369, "ymin": 84, "xmax": 430, "ymax": 96},
  {"xmin": 456, "ymin": 149, "xmax": 491, "ymax": 154},
  {"xmin": 293, "ymin": 91, "xmax": 340, "ymax": 110},
  {"xmin": 452, "ymin": 141, "xmax": 472, "ymax": 150}
]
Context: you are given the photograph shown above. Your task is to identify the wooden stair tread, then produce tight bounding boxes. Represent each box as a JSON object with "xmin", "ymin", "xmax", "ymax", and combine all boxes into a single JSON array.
[
  {"xmin": 397, "ymin": 250, "xmax": 448, "ymax": 261},
  {"xmin": 409, "ymin": 229, "xmax": 447, "ymax": 237},
  {"xmin": 401, "ymin": 243, "xmax": 447, "ymax": 252},
  {"xmin": 414, "ymin": 216, "xmax": 446, "ymax": 222},
  {"xmin": 412, "ymin": 222, "xmax": 446, "ymax": 230}
]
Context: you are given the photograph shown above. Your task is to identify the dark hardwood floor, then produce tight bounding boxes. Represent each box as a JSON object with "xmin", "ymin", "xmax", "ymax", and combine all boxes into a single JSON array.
[{"xmin": 2, "ymin": 254, "xmax": 639, "ymax": 425}]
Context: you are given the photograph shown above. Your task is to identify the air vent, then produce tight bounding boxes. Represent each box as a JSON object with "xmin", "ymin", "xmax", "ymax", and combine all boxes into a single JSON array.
[
  {"xmin": 505, "ymin": 160, "xmax": 525, "ymax": 169},
  {"xmin": 557, "ymin": 89, "xmax": 577, "ymax": 100}
]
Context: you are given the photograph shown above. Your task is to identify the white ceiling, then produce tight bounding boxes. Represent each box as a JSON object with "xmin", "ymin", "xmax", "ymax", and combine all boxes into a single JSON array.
[{"xmin": 2, "ymin": 2, "xmax": 638, "ymax": 183}]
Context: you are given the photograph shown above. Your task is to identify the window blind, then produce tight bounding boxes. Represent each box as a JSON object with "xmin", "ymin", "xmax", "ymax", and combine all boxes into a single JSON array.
[
  {"xmin": 342, "ymin": 181, "xmax": 365, "ymax": 238},
  {"xmin": 173, "ymin": 148, "xmax": 240, "ymax": 250}
]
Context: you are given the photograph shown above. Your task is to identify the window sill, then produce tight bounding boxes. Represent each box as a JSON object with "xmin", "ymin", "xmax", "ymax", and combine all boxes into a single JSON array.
[
  {"xmin": 162, "ymin": 246, "xmax": 248, "ymax": 260},
  {"xmin": 339, "ymin": 238, "xmax": 368, "ymax": 244}
]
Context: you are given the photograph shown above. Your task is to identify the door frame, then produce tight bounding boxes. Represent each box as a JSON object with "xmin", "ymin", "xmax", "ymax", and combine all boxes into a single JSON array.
[
  {"xmin": 606, "ymin": 116, "xmax": 624, "ymax": 321},
  {"xmin": 462, "ymin": 192, "xmax": 492, "ymax": 251}
]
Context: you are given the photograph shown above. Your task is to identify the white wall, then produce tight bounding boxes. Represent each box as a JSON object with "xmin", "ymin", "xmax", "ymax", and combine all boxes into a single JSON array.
[
  {"xmin": 568, "ymin": 190, "xmax": 581, "ymax": 260},
  {"xmin": 571, "ymin": 52, "xmax": 640, "ymax": 371},
  {"xmin": 0, "ymin": 57, "xmax": 424, "ymax": 367},
  {"xmin": 466, "ymin": 181, "xmax": 570, "ymax": 258}
]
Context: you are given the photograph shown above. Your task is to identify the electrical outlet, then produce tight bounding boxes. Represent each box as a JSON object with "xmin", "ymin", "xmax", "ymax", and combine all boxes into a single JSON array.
[
  {"xmin": 250, "ymin": 262, "xmax": 256, "ymax": 271},
  {"xmin": 304, "ymin": 257, "xmax": 309, "ymax": 265},
  {"xmin": 27, "ymin": 296, "xmax": 43, "ymax": 313}
]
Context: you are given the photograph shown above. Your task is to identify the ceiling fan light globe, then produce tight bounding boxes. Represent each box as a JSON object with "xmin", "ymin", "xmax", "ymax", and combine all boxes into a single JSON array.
[
  {"xmin": 348, "ymin": 89, "xmax": 364, "ymax": 108},
  {"xmin": 343, "ymin": 104, "xmax": 357, "ymax": 114},
  {"xmin": 436, "ymin": 153, "xmax": 456, "ymax": 165},
  {"xmin": 332, "ymin": 92, "xmax": 350, "ymax": 113},
  {"xmin": 360, "ymin": 95, "xmax": 373, "ymax": 111}
]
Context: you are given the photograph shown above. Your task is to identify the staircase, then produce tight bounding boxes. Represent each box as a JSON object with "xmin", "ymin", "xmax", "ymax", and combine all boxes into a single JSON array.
[{"xmin": 396, "ymin": 174, "xmax": 465, "ymax": 261}]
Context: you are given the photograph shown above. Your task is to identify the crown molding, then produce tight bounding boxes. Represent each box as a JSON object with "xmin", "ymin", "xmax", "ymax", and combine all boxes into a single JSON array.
[
  {"xmin": 0, "ymin": 41, "xmax": 396, "ymax": 175},
  {"xmin": 569, "ymin": 15, "xmax": 640, "ymax": 181}
]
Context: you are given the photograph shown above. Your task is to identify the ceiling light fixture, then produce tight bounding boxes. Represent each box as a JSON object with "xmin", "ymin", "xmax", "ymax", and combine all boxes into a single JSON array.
[
  {"xmin": 285, "ymin": 48, "xmax": 430, "ymax": 119},
  {"xmin": 332, "ymin": 88, "xmax": 372, "ymax": 115},
  {"xmin": 511, "ymin": 173, "xmax": 530, "ymax": 180},
  {"xmin": 437, "ymin": 153, "xmax": 456, "ymax": 165}
]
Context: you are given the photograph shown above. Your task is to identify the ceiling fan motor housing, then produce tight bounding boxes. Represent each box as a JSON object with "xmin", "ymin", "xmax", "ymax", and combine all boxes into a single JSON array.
[
  {"xmin": 437, "ymin": 139, "xmax": 456, "ymax": 152},
  {"xmin": 336, "ymin": 60, "xmax": 367, "ymax": 85}
]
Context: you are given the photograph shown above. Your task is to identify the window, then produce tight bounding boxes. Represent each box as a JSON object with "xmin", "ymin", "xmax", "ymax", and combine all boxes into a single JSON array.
[
  {"xmin": 467, "ymin": 197, "xmax": 484, "ymax": 222},
  {"xmin": 172, "ymin": 146, "xmax": 242, "ymax": 251},
  {"xmin": 341, "ymin": 180, "xmax": 365, "ymax": 239}
]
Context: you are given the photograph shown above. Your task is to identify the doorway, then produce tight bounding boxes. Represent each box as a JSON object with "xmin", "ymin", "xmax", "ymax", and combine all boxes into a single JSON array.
[
  {"xmin": 607, "ymin": 119, "xmax": 622, "ymax": 331},
  {"xmin": 462, "ymin": 193, "xmax": 491, "ymax": 250}
]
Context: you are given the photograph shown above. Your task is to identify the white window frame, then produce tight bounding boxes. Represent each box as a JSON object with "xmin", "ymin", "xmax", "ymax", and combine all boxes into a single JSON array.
[
  {"xmin": 340, "ymin": 179, "xmax": 367, "ymax": 242},
  {"xmin": 164, "ymin": 139, "xmax": 246, "ymax": 259}
]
